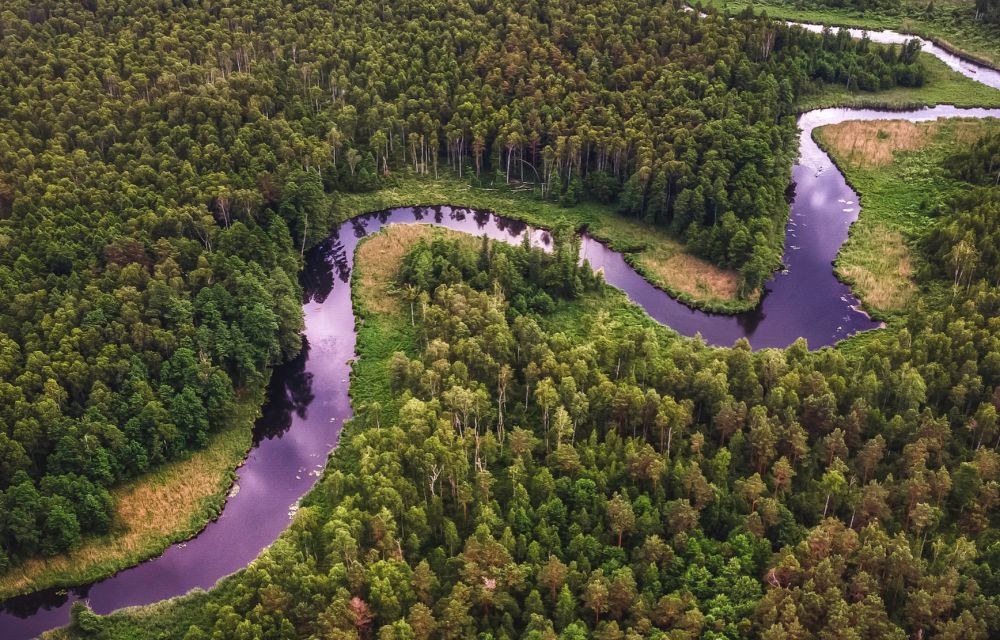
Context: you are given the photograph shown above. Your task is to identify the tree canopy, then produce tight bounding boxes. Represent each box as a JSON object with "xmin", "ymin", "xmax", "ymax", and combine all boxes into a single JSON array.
[{"xmin": 67, "ymin": 210, "xmax": 1000, "ymax": 637}]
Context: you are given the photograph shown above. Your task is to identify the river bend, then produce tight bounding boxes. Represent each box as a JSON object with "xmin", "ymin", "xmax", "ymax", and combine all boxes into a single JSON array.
[{"xmin": 2, "ymin": 21, "xmax": 999, "ymax": 640}]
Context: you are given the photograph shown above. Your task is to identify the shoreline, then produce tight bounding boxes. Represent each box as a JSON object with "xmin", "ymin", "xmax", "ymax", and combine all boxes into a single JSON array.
[
  {"xmin": 703, "ymin": 1, "xmax": 1000, "ymax": 73},
  {"xmin": 0, "ymin": 378, "xmax": 268, "ymax": 604},
  {"xmin": 349, "ymin": 202, "xmax": 764, "ymax": 315}
]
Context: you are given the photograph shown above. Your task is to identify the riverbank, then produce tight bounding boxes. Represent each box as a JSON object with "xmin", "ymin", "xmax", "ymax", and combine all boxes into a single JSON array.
[
  {"xmin": 349, "ymin": 225, "xmax": 459, "ymax": 418},
  {"xmin": 338, "ymin": 179, "xmax": 759, "ymax": 314},
  {"xmin": 9, "ymin": 8, "xmax": 1000, "ymax": 629},
  {"xmin": 705, "ymin": 0, "xmax": 1000, "ymax": 71},
  {"xmin": 799, "ymin": 50, "xmax": 1000, "ymax": 110},
  {"xmin": 335, "ymin": 49, "xmax": 1000, "ymax": 321},
  {"xmin": 42, "ymin": 222, "xmax": 688, "ymax": 640},
  {"xmin": 815, "ymin": 117, "xmax": 1000, "ymax": 316},
  {"xmin": 0, "ymin": 380, "xmax": 267, "ymax": 603}
]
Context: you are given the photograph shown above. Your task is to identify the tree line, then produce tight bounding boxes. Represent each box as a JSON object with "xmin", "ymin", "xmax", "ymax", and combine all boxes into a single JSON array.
[{"xmin": 783, "ymin": 0, "xmax": 1000, "ymax": 24}]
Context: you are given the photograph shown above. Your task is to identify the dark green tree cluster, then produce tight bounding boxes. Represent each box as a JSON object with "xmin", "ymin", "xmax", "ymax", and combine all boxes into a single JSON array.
[
  {"xmin": 921, "ymin": 189, "xmax": 1000, "ymax": 289},
  {"xmin": 945, "ymin": 130, "xmax": 1000, "ymax": 186},
  {"xmin": 977, "ymin": 0, "xmax": 1000, "ymax": 22},
  {"xmin": 807, "ymin": 30, "xmax": 924, "ymax": 91},
  {"xmin": 922, "ymin": 132, "xmax": 1000, "ymax": 289},
  {"xmin": 78, "ymin": 230, "xmax": 1000, "ymax": 639},
  {"xmin": 398, "ymin": 223, "xmax": 595, "ymax": 314}
]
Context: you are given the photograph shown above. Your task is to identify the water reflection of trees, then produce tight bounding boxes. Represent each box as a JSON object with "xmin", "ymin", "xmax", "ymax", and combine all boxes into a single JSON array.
[
  {"xmin": 735, "ymin": 292, "xmax": 767, "ymax": 335},
  {"xmin": 495, "ymin": 215, "xmax": 527, "ymax": 237},
  {"xmin": 785, "ymin": 178, "xmax": 798, "ymax": 204},
  {"xmin": 0, "ymin": 585, "xmax": 86, "ymax": 620},
  {"xmin": 472, "ymin": 208, "xmax": 489, "ymax": 227},
  {"xmin": 253, "ymin": 339, "xmax": 315, "ymax": 443},
  {"xmin": 301, "ymin": 237, "xmax": 338, "ymax": 304}
]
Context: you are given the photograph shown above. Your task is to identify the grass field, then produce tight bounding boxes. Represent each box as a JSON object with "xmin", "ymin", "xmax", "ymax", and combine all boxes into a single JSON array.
[
  {"xmin": 816, "ymin": 117, "xmax": 1000, "ymax": 315},
  {"xmin": 0, "ymin": 381, "xmax": 266, "ymax": 601},
  {"xmin": 705, "ymin": 0, "xmax": 1000, "ymax": 70},
  {"xmin": 338, "ymin": 177, "xmax": 753, "ymax": 313}
]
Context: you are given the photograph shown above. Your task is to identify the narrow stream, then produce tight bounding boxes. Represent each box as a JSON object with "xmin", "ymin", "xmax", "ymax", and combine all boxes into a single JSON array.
[{"xmin": 1, "ymin": 19, "xmax": 999, "ymax": 640}]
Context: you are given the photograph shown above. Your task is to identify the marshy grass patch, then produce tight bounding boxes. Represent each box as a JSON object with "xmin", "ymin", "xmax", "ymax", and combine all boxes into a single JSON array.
[
  {"xmin": 638, "ymin": 250, "xmax": 743, "ymax": 304},
  {"xmin": 357, "ymin": 224, "xmax": 451, "ymax": 315},
  {"xmin": 838, "ymin": 222, "xmax": 918, "ymax": 311},
  {"xmin": 817, "ymin": 117, "xmax": 1000, "ymax": 316},
  {"xmin": 0, "ymin": 386, "xmax": 263, "ymax": 601},
  {"xmin": 822, "ymin": 120, "xmax": 938, "ymax": 168}
]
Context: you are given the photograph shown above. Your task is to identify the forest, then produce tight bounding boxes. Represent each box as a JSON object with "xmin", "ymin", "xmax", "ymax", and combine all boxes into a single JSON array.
[
  {"xmin": 0, "ymin": 0, "xmax": 933, "ymax": 567},
  {"xmin": 62, "ymin": 171, "xmax": 1000, "ymax": 638},
  {"xmin": 924, "ymin": 130, "xmax": 1000, "ymax": 287},
  {"xmin": 1, "ymin": 0, "xmax": 999, "ymax": 638}
]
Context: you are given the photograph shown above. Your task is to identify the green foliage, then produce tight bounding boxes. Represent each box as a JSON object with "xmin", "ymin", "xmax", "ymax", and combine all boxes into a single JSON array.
[
  {"xmin": 706, "ymin": 0, "xmax": 1000, "ymax": 71},
  {"xmin": 946, "ymin": 129, "xmax": 1000, "ymax": 186},
  {"xmin": 922, "ymin": 129, "xmax": 1000, "ymax": 287},
  {"xmin": 979, "ymin": 0, "xmax": 1000, "ymax": 23},
  {"xmin": 0, "ymin": 0, "xmax": 879, "ymax": 563},
  {"xmin": 70, "ymin": 229, "xmax": 1000, "ymax": 639},
  {"xmin": 922, "ymin": 188, "xmax": 1000, "ymax": 286},
  {"xmin": 2, "ymin": 0, "xmax": 1000, "ymax": 626},
  {"xmin": 0, "ymin": 0, "xmax": 320, "ymax": 561}
]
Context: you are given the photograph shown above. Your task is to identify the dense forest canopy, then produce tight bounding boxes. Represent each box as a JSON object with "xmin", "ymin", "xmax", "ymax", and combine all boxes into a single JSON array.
[
  {"xmin": 0, "ymin": 0, "xmax": 927, "ymax": 565},
  {"xmin": 923, "ymin": 131, "xmax": 1000, "ymax": 287},
  {"xmin": 71, "ymin": 201, "xmax": 1000, "ymax": 638}
]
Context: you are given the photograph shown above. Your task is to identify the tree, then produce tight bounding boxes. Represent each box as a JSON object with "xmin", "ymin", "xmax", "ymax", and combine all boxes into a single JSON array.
[
  {"xmin": 538, "ymin": 555, "xmax": 568, "ymax": 603},
  {"xmin": 583, "ymin": 571, "xmax": 610, "ymax": 625},
  {"xmin": 535, "ymin": 378, "xmax": 560, "ymax": 451},
  {"xmin": 771, "ymin": 457, "xmax": 796, "ymax": 498},
  {"xmin": 408, "ymin": 604, "xmax": 436, "ymax": 640},
  {"xmin": 606, "ymin": 493, "xmax": 635, "ymax": 547},
  {"xmin": 555, "ymin": 585, "xmax": 577, "ymax": 630}
]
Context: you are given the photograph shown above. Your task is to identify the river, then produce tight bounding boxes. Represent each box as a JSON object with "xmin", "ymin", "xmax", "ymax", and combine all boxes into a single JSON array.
[{"xmin": 1, "ymin": 18, "xmax": 999, "ymax": 640}]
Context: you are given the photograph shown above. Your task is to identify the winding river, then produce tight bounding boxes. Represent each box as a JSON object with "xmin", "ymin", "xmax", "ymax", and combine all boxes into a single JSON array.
[{"xmin": 2, "ymin": 18, "xmax": 1000, "ymax": 640}]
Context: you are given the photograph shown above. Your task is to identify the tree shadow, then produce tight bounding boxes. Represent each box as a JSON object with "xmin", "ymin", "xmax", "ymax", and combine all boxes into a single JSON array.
[{"xmin": 252, "ymin": 339, "xmax": 315, "ymax": 443}]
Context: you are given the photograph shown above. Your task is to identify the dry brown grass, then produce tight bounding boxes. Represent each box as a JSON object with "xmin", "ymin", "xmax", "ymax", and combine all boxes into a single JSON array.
[
  {"xmin": 822, "ymin": 119, "xmax": 998, "ymax": 315},
  {"xmin": 640, "ymin": 251, "xmax": 742, "ymax": 302},
  {"xmin": 0, "ymin": 399, "xmax": 257, "ymax": 600},
  {"xmin": 820, "ymin": 120, "xmax": 938, "ymax": 168},
  {"xmin": 356, "ymin": 224, "xmax": 473, "ymax": 314},
  {"xmin": 838, "ymin": 222, "xmax": 918, "ymax": 312}
]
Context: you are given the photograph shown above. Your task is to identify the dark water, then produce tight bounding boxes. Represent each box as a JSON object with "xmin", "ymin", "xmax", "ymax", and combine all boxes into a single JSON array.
[{"xmin": 3, "ymin": 58, "xmax": 1000, "ymax": 640}]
